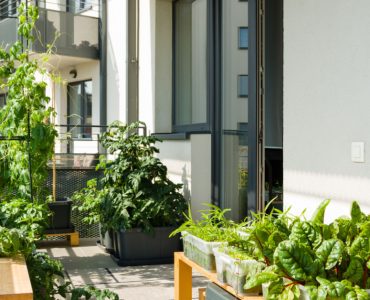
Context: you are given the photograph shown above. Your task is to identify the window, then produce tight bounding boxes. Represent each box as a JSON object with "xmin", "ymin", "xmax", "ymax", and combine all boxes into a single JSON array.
[
  {"xmin": 0, "ymin": 0, "xmax": 18, "ymax": 20},
  {"xmin": 67, "ymin": 80, "xmax": 92, "ymax": 139},
  {"xmin": 238, "ymin": 75, "xmax": 248, "ymax": 97},
  {"xmin": 238, "ymin": 27, "xmax": 248, "ymax": 49},
  {"xmin": 173, "ymin": 0, "xmax": 209, "ymax": 132},
  {"xmin": 67, "ymin": 0, "xmax": 91, "ymax": 13},
  {"xmin": 0, "ymin": 94, "xmax": 6, "ymax": 108}
]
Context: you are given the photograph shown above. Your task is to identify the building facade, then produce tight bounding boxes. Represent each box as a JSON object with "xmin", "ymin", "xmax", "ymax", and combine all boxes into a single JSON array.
[{"xmin": 0, "ymin": 0, "xmax": 368, "ymax": 221}]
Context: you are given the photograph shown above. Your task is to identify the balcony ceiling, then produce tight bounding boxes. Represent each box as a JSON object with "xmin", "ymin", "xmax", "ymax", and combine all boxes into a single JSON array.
[{"xmin": 30, "ymin": 52, "xmax": 97, "ymax": 70}]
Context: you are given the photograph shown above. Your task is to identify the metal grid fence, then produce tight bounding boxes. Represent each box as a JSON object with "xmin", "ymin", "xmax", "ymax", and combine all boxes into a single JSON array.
[{"xmin": 45, "ymin": 168, "xmax": 103, "ymax": 238}]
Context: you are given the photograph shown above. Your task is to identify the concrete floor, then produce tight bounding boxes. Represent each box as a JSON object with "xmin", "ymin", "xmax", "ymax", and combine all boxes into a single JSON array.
[{"xmin": 38, "ymin": 239, "xmax": 208, "ymax": 300}]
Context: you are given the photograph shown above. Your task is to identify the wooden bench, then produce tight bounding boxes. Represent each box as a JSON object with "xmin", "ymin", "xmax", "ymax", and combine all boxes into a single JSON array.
[
  {"xmin": 0, "ymin": 255, "xmax": 33, "ymax": 300},
  {"xmin": 45, "ymin": 231, "xmax": 80, "ymax": 246}
]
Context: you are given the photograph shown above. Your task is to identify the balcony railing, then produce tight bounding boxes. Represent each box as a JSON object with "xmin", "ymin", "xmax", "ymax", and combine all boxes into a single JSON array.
[
  {"xmin": 51, "ymin": 124, "xmax": 148, "ymax": 169},
  {"xmin": 0, "ymin": 0, "xmax": 100, "ymax": 59}
]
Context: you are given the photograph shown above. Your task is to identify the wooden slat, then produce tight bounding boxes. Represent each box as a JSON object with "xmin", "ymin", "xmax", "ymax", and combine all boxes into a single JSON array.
[
  {"xmin": 0, "ymin": 255, "xmax": 33, "ymax": 300},
  {"xmin": 174, "ymin": 252, "xmax": 263, "ymax": 300}
]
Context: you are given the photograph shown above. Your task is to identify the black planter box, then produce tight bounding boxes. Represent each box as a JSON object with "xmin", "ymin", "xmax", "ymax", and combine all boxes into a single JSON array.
[
  {"xmin": 45, "ymin": 198, "xmax": 74, "ymax": 234},
  {"xmin": 97, "ymin": 226, "xmax": 115, "ymax": 254},
  {"xmin": 111, "ymin": 227, "xmax": 181, "ymax": 266}
]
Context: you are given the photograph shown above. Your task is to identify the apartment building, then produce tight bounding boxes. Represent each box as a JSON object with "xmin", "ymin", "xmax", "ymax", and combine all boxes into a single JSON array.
[{"xmin": 0, "ymin": 0, "xmax": 368, "ymax": 222}]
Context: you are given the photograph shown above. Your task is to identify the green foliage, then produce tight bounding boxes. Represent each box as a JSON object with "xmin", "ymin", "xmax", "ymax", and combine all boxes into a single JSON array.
[
  {"xmin": 243, "ymin": 205, "xmax": 293, "ymax": 266},
  {"xmin": 244, "ymin": 200, "xmax": 370, "ymax": 299},
  {"xmin": 170, "ymin": 204, "xmax": 241, "ymax": 242},
  {"xmin": 0, "ymin": 227, "xmax": 33, "ymax": 257},
  {"xmin": 27, "ymin": 252, "xmax": 67, "ymax": 300},
  {"xmin": 0, "ymin": 6, "xmax": 119, "ymax": 300},
  {"xmin": 0, "ymin": 198, "xmax": 49, "ymax": 240},
  {"xmin": 73, "ymin": 121, "xmax": 188, "ymax": 233},
  {"xmin": 70, "ymin": 286, "xmax": 119, "ymax": 300},
  {"xmin": 0, "ymin": 3, "xmax": 57, "ymax": 200}
]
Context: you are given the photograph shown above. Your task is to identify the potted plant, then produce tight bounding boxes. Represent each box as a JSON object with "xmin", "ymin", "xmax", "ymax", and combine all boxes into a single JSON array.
[
  {"xmin": 213, "ymin": 245, "xmax": 265, "ymax": 295},
  {"xmin": 170, "ymin": 204, "xmax": 242, "ymax": 271},
  {"xmin": 0, "ymin": 2, "xmax": 74, "ymax": 233},
  {"xmin": 73, "ymin": 121, "xmax": 188, "ymax": 265}
]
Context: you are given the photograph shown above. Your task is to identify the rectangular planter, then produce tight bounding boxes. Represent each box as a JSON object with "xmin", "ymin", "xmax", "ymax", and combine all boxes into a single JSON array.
[
  {"xmin": 97, "ymin": 225, "xmax": 115, "ymax": 254},
  {"xmin": 213, "ymin": 246, "xmax": 263, "ymax": 296},
  {"xmin": 111, "ymin": 227, "xmax": 182, "ymax": 266},
  {"xmin": 182, "ymin": 232, "xmax": 227, "ymax": 272},
  {"xmin": 45, "ymin": 198, "xmax": 74, "ymax": 234}
]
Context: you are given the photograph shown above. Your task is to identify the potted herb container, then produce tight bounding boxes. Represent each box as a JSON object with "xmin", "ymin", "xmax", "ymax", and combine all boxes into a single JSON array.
[
  {"xmin": 73, "ymin": 122, "xmax": 187, "ymax": 266},
  {"xmin": 171, "ymin": 205, "xmax": 242, "ymax": 271},
  {"xmin": 181, "ymin": 231, "xmax": 227, "ymax": 271},
  {"xmin": 213, "ymin": 245, "xmax": 264, "ymax": 295}
]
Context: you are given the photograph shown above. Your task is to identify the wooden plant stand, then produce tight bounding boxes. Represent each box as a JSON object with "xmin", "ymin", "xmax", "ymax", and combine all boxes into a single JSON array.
[
  {"xmin": 174, "ymin": 252, "xmax": 263, "ymax": 300},
  {"xmin": 0, "ymin": 255, "xmax": 33, "ymax": 300},
  {"xmin": 45, "ymin": 231, "xmax": 80, "ymax": 246}
]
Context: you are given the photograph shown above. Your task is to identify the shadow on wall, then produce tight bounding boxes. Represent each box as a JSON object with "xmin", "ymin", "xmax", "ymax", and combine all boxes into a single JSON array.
[{"xmin": 182, "ymin": 164, "xmax": 191, "ymax": 202}]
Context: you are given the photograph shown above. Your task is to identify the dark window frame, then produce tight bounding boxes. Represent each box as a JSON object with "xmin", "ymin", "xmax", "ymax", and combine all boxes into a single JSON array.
[
  {"xmin": 172, "ymin": 0, "xmax": 212, "ymax": 134},
  {"xmin": 67, "ymin": 79, "xmax": 93, "ymax": 139},
  {"xmin": 238, "ymin": 74, "xmax": 249, "ymax": 97},
  {"xmin": 238, "ymin": 26, "xmax": 249, "ymax": 49}
]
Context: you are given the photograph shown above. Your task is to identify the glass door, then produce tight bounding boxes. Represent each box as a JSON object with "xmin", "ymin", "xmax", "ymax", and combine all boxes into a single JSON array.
[{"xmin": 220, "ymin": 0, "xmax": 249, "ymax": 221}]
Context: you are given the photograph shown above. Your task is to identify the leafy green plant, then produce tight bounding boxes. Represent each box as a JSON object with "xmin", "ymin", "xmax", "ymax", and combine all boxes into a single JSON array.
[
  {"xmin": 0, "ymin": 3, "xmax": 57, "ymax": 200},
  {"xmin": 70, "ymin": 286, "xmax": 119, "ymax": 300},
  {"xmin": 170, "ymin": 204, "xmax": 241, "ymax": 242},
  {"xmin": 73, "ymin": 121, "xmax": 188, "ymax": 234},
  {"xmin": 0, "ymin": 198, "xmax": 49, "ymax": 240},
  {"xmin": 244, "ymin": 200, "xmax": 370, "ymax": 300}
]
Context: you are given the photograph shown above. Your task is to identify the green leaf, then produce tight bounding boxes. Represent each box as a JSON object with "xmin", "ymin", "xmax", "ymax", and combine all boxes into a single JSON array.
[
  {"xmin": 316, "ymin": 239, "xmax": 345, "ymax": 270},
  {"xmin": 311, "ymin": 199, "xmax": 330, "ymax": 225},
  {"xmin": 343, "ymin": 257, "xmax": 364, "ymax": 285},
  {"xmin": 273, "ymin": 240, "xmax": 315, "ymax": 281},
  {"xmin": 244, "ymin": 271, "xmax": 279, "ymax": 289},
  {"xmin": 345, "ymin": 289, "xmax": 370, "ymax": 300},
  {"xmin": 351, "ymin": 201, "xmax": 365, "ymax": 224},
  {"xmin": 290, "ymin": 221, "xmax": 322, "ymax": 249}
]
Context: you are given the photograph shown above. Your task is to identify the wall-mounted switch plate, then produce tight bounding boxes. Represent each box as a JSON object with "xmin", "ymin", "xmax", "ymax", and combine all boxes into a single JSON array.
[{"xmin": 351, "ymin": 142, "xmax": 365, "ymax": 163}]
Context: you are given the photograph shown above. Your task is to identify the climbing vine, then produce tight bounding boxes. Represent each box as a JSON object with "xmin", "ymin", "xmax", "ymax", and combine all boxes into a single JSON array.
[{"xmin": 0, "ymin": 4, "xmax": 57, "ymax": 201}]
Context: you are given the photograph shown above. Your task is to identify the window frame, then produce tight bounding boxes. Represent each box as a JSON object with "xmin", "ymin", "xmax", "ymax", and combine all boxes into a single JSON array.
[
  {"xmin": 67, "ymin": 79, "xmax": 93, "ymax": 139},
  {"xmin": 172, "ymin": 0, "xmax": 212, "ymax": 134},
  {"xmin": 238, "ymin": 74, "xmax": 249, "ymax": 98},
  {"xmin": 238, "ymin": 26, "xmax": 249, "ymax": 49}
]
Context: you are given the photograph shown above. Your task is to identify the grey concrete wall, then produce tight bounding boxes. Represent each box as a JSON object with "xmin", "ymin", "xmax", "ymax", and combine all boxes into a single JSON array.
[{"xmin": 284, "ymin": 0, "xmax": 370, "ymax": 221}]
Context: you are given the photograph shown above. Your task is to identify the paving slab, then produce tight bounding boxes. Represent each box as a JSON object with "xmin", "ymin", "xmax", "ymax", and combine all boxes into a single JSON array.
[{"xmin": 38, "ymin": 238, "xmax": 209, "ymax": 300}]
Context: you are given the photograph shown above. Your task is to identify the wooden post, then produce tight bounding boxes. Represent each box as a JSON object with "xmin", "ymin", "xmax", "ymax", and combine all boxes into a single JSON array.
[{"xmin": 174, "ymin": 252, "xmax": 193, "ymax": 300}]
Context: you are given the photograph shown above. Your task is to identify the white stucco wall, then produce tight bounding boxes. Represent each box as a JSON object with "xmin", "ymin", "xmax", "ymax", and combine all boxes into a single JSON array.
[
  {"xmin": 106, "ymin": 0, "xmax": 127, "ymax": 124},
  {"xmin": 157, "ymin": 134, "xmax": 212, "ymax": 219},
  {"xmin": 284, "ymin": 0, "xmax": 370, "ymax": 221}
]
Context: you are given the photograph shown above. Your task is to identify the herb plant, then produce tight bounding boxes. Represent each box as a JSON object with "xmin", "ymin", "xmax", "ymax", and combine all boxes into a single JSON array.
[
  {"xmin": 73, "ymin": 121, "xmax": 188, "ymax": 233},
  {"xmin": 170, "ymin": 204, "xmax": 242, "ymax": 243}
]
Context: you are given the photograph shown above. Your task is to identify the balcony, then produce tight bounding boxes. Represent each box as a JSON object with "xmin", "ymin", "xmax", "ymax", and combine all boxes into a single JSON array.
[{"xmin": 0, "ymin": 0, "xmax": 99, "ymax": 59}]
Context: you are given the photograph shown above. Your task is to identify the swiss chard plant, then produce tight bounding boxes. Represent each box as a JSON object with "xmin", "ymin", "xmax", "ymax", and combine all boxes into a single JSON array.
[
  {"xmin": 244, "ymin": 200, "xmax": 370, "ymax": 300},
  {"xmin": 73, "ymin": 121, "xmax": 188, "ymax": 234}
]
